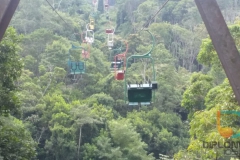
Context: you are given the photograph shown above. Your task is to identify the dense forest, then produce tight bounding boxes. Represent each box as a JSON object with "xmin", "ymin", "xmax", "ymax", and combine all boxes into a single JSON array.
[{"xmin": 1, "ymin": 0, "xmax": 240, "ymax": 159}]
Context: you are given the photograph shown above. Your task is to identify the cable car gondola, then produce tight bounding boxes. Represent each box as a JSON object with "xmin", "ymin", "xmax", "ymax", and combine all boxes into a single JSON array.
[
  {"xmin": 124, "ymin": 30, "xmax": 158, "ymax": 106},
  {"xmin": 112, "ymin": 41, "xmax": 128, "ymax": 80},
  {"xmin": 67, "ymin": 44, "xmax": 86, "ymax": 82}
]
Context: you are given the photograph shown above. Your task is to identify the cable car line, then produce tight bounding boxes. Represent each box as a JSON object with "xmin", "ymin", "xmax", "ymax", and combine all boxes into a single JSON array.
[
  {"xmin": 140, "ymin": 0, "xmax": 170, "ymax": 31},
  {"xmin": 44, "ymin": 0, "xmax": 165, "ymax": 91},
  {"xmin": 45, "ymin": 0, "xmax": 70, "ymax": 27}
]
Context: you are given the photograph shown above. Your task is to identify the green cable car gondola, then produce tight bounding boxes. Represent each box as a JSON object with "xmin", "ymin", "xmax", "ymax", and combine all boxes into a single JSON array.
[
  {"xmin": 67, "ymin": 61, "xmax": 85, "ymax": 74},
  {"xmin": 67, "ymin": 44, "xmax": 86, "ymax": 76},
  {"xmin": 124, "ymin": 30, "xmax": 158, "ymax": 106}
]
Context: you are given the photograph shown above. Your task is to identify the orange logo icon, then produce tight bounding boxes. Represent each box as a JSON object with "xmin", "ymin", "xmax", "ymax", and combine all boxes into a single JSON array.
[{"xmin": 217, "ymin": 110, "xmax": 240, "ymax": 138}]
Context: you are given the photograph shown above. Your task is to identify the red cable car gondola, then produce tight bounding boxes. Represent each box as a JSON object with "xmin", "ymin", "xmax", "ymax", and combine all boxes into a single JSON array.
[
  {"xmin": 113, "ymin": 41, "xmax": 128, "ymax": 80},
  {"xmin": 106, "ymin": 29, "xmax": 114, "ymax": 34}
]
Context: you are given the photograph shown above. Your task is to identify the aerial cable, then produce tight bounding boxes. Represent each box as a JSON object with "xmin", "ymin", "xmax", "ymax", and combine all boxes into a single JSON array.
[
  {"xmin": 45, "ymin": 0, "xmax": 70, "ymax": 27},
  {"xmin": 140, "ymin": 0, "xmax": 170, "ymax": 31}
]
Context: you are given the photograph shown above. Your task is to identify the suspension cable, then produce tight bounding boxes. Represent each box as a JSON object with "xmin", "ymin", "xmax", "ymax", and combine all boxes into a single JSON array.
[
  {"xmin": 45, "ymin": 0, "xmax": 70, "ymax": 27},
  {"xmin": 140, "ymin": 0, "xmax": 170, "ymax": 31}
]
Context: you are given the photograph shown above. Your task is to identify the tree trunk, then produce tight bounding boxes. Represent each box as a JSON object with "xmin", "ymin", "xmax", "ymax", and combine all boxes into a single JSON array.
[{"xmin": 77, "ymin": 126, "xmax": 82, "ymax": 160}]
